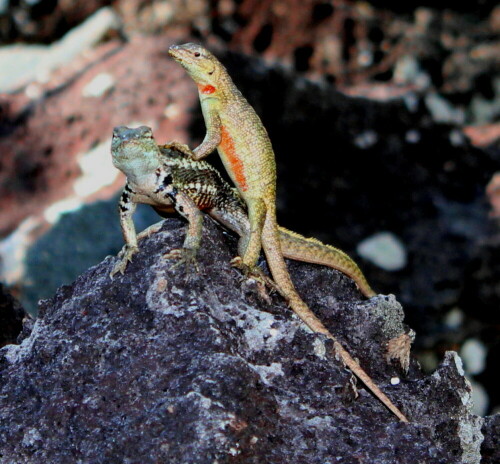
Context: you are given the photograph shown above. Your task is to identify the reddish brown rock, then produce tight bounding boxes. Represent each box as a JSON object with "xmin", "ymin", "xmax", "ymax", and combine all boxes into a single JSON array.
[{"xmin": 0, "ymin": 33, "xmax": 197, "ymax": 237}]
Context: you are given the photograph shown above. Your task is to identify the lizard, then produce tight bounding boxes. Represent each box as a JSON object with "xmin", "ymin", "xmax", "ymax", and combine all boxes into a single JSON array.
[
  {"xmin": 167, "ymin": 43, "xmax": 409, "ymax": 421},
  {"xmin": 110, "ymin": 125, "xmax": 408, "ymax": 422},
  {"xmin": 110, "ymin": 125, "xmax": 375, "ymax": 296}
]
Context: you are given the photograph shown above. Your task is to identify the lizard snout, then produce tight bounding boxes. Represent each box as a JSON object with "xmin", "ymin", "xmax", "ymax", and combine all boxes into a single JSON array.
[{"xmin": 168, "ymin": 45, "xmax": 181, "ymax": 59}]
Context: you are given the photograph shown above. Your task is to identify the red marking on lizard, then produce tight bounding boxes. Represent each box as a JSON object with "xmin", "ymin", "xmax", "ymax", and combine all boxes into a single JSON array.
[
  {"xmin": 198, "ymin": 84, "xmax": 216, "ymax": 95},
  {"xmin": 220, "ymin": 125, "xmax": 248, "ymax": 191}
]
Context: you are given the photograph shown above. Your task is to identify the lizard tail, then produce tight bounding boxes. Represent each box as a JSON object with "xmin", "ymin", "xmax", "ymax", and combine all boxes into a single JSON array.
[
  {"xmin": 261, "ymin": 205, "xmax": 329, "ymax": 333},
  {"xmin": 278, "ymin": 227, "xmax": 376, "ymax": 298},
  {"xmin": 262, "ymin": 206, "xmax": 408, "ymax": 422}
]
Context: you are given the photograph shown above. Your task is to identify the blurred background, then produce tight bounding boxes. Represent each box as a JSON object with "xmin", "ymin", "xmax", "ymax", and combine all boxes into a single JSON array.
[{"xmin": 0, "ymin": 0, "xmax": 498, "ymax": 415}]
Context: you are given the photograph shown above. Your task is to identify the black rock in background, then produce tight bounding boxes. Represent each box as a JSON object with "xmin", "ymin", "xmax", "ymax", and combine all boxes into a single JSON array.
[
  {"xmin": 0, "ymin": 283, "xmax": 29, "ymax": 347},
  {"xmin": 203, "ymin": 52, "xmax": 499, "ymax": 344},
  {"xmin": 21, "ymin": 196, "xmax": 160, "ymax": 315},
  {"xmin": 0, "ymin": 218, "xmax": 488, "ymax": 463}
]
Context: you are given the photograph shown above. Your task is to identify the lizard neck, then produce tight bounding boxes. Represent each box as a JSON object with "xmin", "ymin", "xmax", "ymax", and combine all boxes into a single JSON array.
[
  {"xmin": 115, "ymin": 156, "xmax": 160, "ymax": 187},
  {"xmin": 196, "ymin": 65, "xmax": 239, "ymax": 102}
]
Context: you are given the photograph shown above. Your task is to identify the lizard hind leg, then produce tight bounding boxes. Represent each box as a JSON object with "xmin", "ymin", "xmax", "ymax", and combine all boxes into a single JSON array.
[
  {"xmin": 228, "ymin": 197, "xmax": 278, "ymax": 291},
  {"xmin": 234, "ymin": 196, "xmax": 266, "ymax": 269},
  {"xmin": 163, "ymin": 191, "xmax": 204, "ymax": 277}
]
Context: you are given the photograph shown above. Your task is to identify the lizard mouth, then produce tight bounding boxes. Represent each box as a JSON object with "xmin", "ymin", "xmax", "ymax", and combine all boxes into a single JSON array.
[{"xmin": 168, "ymin": 45, "xmax": 185, "ymax": 63}]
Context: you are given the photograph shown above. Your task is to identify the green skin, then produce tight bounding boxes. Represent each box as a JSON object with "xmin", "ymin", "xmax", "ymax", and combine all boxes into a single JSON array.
[{"xmin": 167, "ymin": 44, "xmax": 408, "ymax": 422}]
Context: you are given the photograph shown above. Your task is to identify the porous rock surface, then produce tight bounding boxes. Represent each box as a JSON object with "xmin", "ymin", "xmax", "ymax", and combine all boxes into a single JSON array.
[{"xmin": 0, "ymin": 218, "xmax": 487, "ymax": 463}]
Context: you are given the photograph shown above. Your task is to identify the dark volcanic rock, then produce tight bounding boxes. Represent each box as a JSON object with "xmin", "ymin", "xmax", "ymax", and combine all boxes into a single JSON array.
[
  {"xmin": 481, "ymin": 414, "xmax": 500, "ymax": 464},
  {"xmin": 0, "ymin": 218, "xmax": 486, "ymax": 463}
]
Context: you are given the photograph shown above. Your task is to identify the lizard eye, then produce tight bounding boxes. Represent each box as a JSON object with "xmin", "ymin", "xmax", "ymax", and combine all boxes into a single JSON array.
[{"xmin": 194, "ymin": 52, "xmax": 201, "ymax": 57}]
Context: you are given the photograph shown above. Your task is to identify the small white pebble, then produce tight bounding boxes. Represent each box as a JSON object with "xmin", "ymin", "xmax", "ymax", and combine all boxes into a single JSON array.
[
  {"xmin": 250, "ymin": 436, "xmax": 259, "ymax": 444},
  {"xmin": 25, "ymin": 82, "xmax": 42, "ymax": 99},
  {"xmin": 405, "ymin": 129, "xmax": 421, "ymax": 144},
  {"xmin": 403, "ymin": 93, "xmax": 419, "ymax": 113},
  {"xmin": 390, "ymin": 377, "xmax": 400, "ymax": 385},
  {"xmin": 313, "ymin": 338, "xmax": 326, "ymax": 359},
  {"xmin": 460, "ymin": 338, "xmax": 487, "ymax": 375},
  {"xmin": 443, "ymin": 307, "xmax": 464, "ymax": 330},
  {"xmin": 82, "ymin": 72, "xmax": 115, "ymax": 98},
  {"xmin": 164, "ymin": 102, "xmax": 181, "ymax": 119},
  {"xmin": 353, "ymin": 130, "xmax": 378, "ymax": 149},
  {"xmin": 269, "ymin": 328, "xmax": 278, "ymax": 337},
  {"xmin": 449, "ymin": 129, "xmax": 465, "ymax": 146},
  {"xmin": 357, "ymin": 232, "xmax": 407, "ymax": 271},
  {"xmin": 469, "ymin": 379, "xmax": 489, "ymax": 416}
]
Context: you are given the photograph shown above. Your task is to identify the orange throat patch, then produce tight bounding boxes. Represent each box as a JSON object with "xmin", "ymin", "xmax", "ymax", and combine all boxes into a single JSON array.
[
  {"xmin": 198, "ymin": 84, "xmax": 216, "ymax": 95},
  {"xmin": 219, "ymin": 125, "xmax": 248, "ymax": 191}
]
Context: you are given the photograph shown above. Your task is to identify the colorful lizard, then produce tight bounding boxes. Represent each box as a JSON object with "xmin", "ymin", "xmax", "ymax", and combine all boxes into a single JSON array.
[
  {"xmin": 167, "ymin": 43, "xmax": 409, "ymax": 420},
  {"xmin": 110, "ymin": 125, "xmax": 408, "ymax": 422},
  {"xmin": 110, "ymin": 126, "xmax": 374, "ymax": 296}
]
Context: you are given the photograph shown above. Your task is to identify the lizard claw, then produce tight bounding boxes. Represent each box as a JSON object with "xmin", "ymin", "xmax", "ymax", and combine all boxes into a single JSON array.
[
  {"xmin": 164, "ymin": 247, "xmax": 200, "ymax": 277},
  {"xmin": 230, "ymin": 256, "xmax": 280, "ymax": 300},
  {"xmin": 110, "ymin": 244, "xmax": 139, "ymax": 279}
]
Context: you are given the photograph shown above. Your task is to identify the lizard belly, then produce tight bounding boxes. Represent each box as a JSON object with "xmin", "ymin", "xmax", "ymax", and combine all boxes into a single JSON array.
[{"xmin": 219, "ymin": 125, "xmax": 249, "ymax": 193}]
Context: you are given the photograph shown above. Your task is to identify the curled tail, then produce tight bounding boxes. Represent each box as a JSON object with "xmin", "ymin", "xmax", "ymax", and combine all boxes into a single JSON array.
[
  {"xmin": 261, "ymin": 205, "xmax": 407, "ymax": 422},
  {"xmin": 279, "ymin": 227, "xmax": 376, "ymax": 298}
]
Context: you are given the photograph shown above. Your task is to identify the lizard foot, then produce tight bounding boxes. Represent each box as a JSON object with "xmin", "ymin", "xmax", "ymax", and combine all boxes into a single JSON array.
[
  {"xmin": 110, "ymin": 244, "xmax": 139, "ymax": 279},
  {"xmin": 230, "ymin": 256, "xmax": 280, "ymax": 301},
  {"xmin": 164, "ymin": 247, "xmax": 200, "ymax": 277},
  {"xmin": 162, "ymin": 141, "xmax": 195, "ymax": 158}
]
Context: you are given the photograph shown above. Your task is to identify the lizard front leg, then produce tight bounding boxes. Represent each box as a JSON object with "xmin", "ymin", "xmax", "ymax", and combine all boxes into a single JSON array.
[
  {"xmin": 110, "ymin": 186, "xmax": 139, "ymax": 278},
  {"xmin": 191, "ymin": 103, "xmax": 221, "ymax": 160},
  {"xmin": 163, "ymin": 189, "xmax": 204, "ymax": 274}
]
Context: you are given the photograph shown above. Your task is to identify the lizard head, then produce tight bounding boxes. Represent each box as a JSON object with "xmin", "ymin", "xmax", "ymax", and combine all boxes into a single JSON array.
[
  {"xmin": 111, "ymin": 126, "xmax": 159, "ymax": 172},
  {"xmin": 168, "ymin": 43, "xmax": 222, "ymax": 89}
]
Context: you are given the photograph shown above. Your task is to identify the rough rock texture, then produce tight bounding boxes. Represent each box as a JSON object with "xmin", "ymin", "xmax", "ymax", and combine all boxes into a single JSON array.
[
  {"xmin": 481, "ymin": 414, "xmax": 500, "ymax": 464},
  {"xmin": 0, "ymin": 218, "xmax": 488, "ymax": 463}
]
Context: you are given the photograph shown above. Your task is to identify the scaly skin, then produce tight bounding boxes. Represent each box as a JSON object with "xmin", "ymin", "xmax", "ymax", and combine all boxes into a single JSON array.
[
  {"xmin": 171, "ymin": 44, "xmax": 407, "ymax": 422},
  {"xmin": 111, "ymin": 126, "xmax": 376, "ymax": 298}
]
